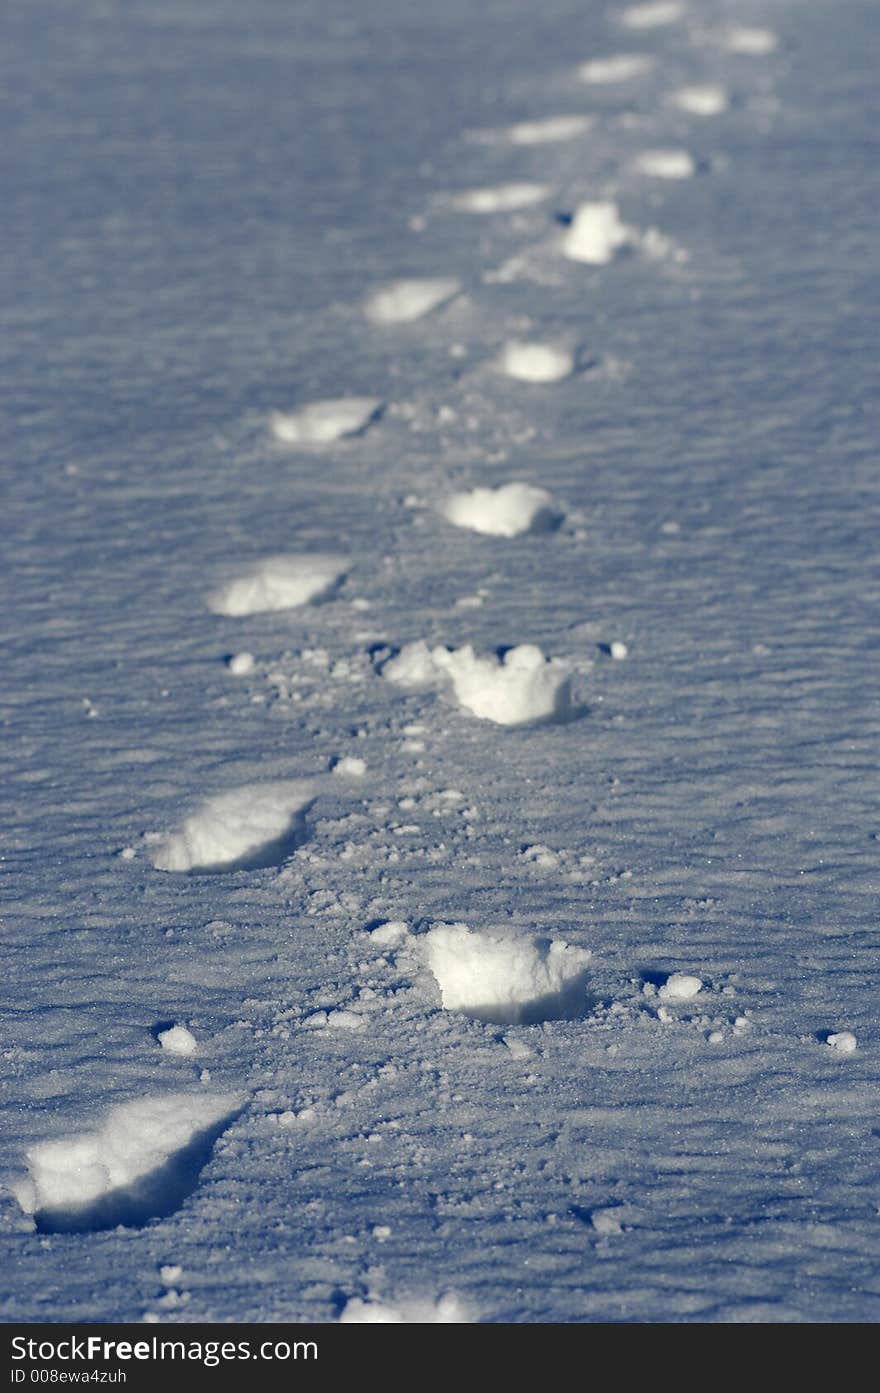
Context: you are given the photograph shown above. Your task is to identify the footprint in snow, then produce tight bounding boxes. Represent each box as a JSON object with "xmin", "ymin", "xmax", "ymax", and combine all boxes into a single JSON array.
[
  {"xmin": 423, "ymin": 922, "xmax": 592, "ymax": 1025},
  {"xmin": 151, "ymin": 781, "xmax": 313, "ymax": 873},
  {"xmin": 206, "ymin": 554, "xmax": 347, "ymax": 616},
  {"xmin": 448, "ymin": 182, "xmax": 551, "ymax": 214},
  {"xmin": 441, "ymin": 482, "xmax": 562, "ymax": 538},
  {"xmin": 382, "ymin": 641, "xmax": 575, "ymax": 726},
  {"xmin": 270, "ymin": 397, "xmax": 382, "ymax": 445},
  {"xmin": 630, "ymin": 149, "xmax": 696, "ymax": 179},
  {"xmin": 720, "ymin": 27, "xmax": 778, "ymax": 56},
  {"xmin": 363, "ymin": 277, "xmax": 461, "ymax": 324},
  {"xmin": 617, "ymin": 1, "xmax": 685, "ymax": 30},
  {"xmin": 495, "ymin": 340, "xmax": 575, "ymax": 383},
  {"xmin": 669, "ymin": 84, "xmax": 729, "ymax": 116},
  {"xmin": 468, "ymin": 114, "xmax": 592, "ymax": 146},
  {"xmin": 562, "ymin": 201, "xmax": 634, "ymax": 265},
  {"xmin": 578, "ymin": 54, "xmax": 655, "ymax": 84}
]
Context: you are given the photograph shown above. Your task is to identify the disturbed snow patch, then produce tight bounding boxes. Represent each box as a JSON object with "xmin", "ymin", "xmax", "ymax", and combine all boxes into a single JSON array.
[
  {"xmin": 11, "ymin": 1093, "xmax": 240, "ymax": 1233},
  {"xmin": 424, "ymin": 923, "xmax": 592, "ymax": 1025},
  {"xmin": 504, "ymin": 114, "xmax": 592, "ymax": 145},
  {"xmin": 578, "ymin": 54, "xmax": 654, "ymax": 84},
  {"xmin": 670, "ymin": 85, "xmax": 728, "ymax": 116},
  {"xmin": 618, "ymin": 2, "xmax": 684, "ymax": 29},
  {"xmin": 563, "ymin": 202, "xmax": 634, "ymax": 264},
  {"xmin": 364, "ymin": 277, "xmax": 461, "ymax": 324},
  {"xmin": 152, "ymin": 781, "xmax": 313, "ymax": 873},
  {"xmin": 340, "ymin": 1293, "xmax": 469, "ymax": 1323},
  {"xmin": 270, "ymin": 398, "xmax": 382, "ymax": 445},
  {"xmin": 207, "ymin": 555, "xmax": 346, "ymax": 616},
  {"xmin": 721, "ymin": 26, "xmax": 777, "ymax": 56},
  {"xmin": 450, "ymin": 182, "xmax": 550, "ymax": 213},
  {"xmin": 631, "ymin": 149, "xmax": 695, "ymax": 179},
  {"xmin": 441, "ymin": 483, "xmax": 561, "ymax": 538},
  {"xmin": 383, "ymin": 641, "xmax": 573, "ymax": 726},
  {"xmin": 496, "ymin": 341, "xmax": 574, "ymax": 383}
]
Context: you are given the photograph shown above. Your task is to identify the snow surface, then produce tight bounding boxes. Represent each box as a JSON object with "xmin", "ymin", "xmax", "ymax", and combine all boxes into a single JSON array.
[{"xmin": 2, "ymin": 0, "xmax": 879, "ymax": 1327}]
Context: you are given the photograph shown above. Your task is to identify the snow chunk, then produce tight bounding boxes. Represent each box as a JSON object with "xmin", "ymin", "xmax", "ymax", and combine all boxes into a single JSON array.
[
  {"xmin": 12, "ymin": 1092, "xmax": 240, "ymax": 1231},
  {"xmin": 826, "ymin": 1031, "xmax": 857, "ymax": 1055},
  {"xmin": 157, "ymin": 1026, "xmax": 198, "ymax": 1057},
  {"xmin": 425, "ymin": 923, "xmax": 591, "ymax": 1025},
  {"xmin": 497, "ymin": 341, "xmax": 574, "ymax": 383},
  {"xmin": 505, "ymin": 114, "xmax": 592, "ymax": 145},
  {"xmin": 563, "ymin": 202, "xmax": 633, "ymax": 264},
  {"xmin": 442, "ymin": 482, "xmax": 560, "ymax": 538},
  {"xmin": 578, "ymin": 54, "xmax": 654, "ymax": 84},
  {"xmin": 152, "ymin": 781, "xmax": 312, "ymax": 873},
  {"xmin": 610, "ymin": 641, "xmax": 628, "ymax": 660},
  {"xmin": 340, "ymin": 1294, "xmax": 468, "ymax": 1323},
  {"xmin": 658, "ymin": 972, "xmax": 703, "ymax": 1001},
  {"xmin": 332, "ymin": 755, "xmax": 367, "ymax": 778},
  {"xmin": 451, "ymin": 182, "xmax": 550, "ymax": 213},
  {"xmin": 722, "ymin": 27, "xmax": 777, "ymax": 56},
  {"xmin": 364, "ymin": 278, "xmax": 461, "ymax": 324},
  {"xmin": 369, "ymin": 921, "xmax": 410, "ymax": 947},
  {"xmin": 207, "ymin": 554, "xmax": 346, "ymax": 616},
  {"xmin": 270, "ymin": 398, "xmax": 381, "ymax": 445},
  {"xmin": 619, "ymin": 3, "xmax": 684, "ymax": 29},
  {"xmin": 632, "ymin": 149, "xmax": 695, "ymax": 179},
  {"xmin": 227, "ymin": 652, "xmax": 255, "ymax": 676},
  {"xmin": 671, "ymin": 85, "xmax": 728, "ymax": 116},
  {"xmin": 383, "ymin": 641, "xmax": 573, "ymax": 726}
]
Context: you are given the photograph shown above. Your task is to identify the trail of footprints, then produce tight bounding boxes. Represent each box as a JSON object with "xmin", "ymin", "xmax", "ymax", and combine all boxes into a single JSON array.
[{"xmin": 15, "ymin": 4, "xmax": 827, "ymax": 1318}]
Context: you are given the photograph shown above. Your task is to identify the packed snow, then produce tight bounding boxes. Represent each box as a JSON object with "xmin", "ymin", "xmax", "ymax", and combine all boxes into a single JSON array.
[
  {"xmin": 383, "ymin": 641, "xmax": 574, "ymax": 725},
  {"xmin": 578, "ymin": 54, "xmax": 654, "ymax": 83},
  {"xmin": 441, "ymin": 482, "xmax": 560, "ymax": 537},
  {"xmin": 631, "ymin": 149, "xmax": 696, "ymax": 179},
  {"xmin": 450, "ymin": 182, "xmax": 550, "ymax": 213},
  {"xmin": 364, "ymin": 277, "xmax": 461, "ymax": 324},
  {"xmin": 270, "ymin": 398, "xmax": 382, "ymax": 445},
  {"xmin": 563, "ymin": 201, "xmax": 634, "ymax": 265},
  {"xmin": 206, "ymin": 554, "xmax": 347, "ymax": 616},
  {"xmin": 424, "ymin": 924, "xmax": 592, "ymax": 1024},
  {"xmin": 618, "ymin": 3, "xmax": 685, "ymax": 30},
  {"xmin": 496, "ymin": 340, "xmax": 575, "ymax": 383},
  {"xmin": 151, "ymin": 782, "xmax": 314, "ymax": 873},
  {"xmin": 670, "ymin": 84, "xmax": 729, "ymax": 115}
]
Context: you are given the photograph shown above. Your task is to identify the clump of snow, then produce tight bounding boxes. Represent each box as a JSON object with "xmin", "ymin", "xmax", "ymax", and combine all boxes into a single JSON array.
[
  {"xmin": 451, "ymin": 182, "xmax": 550, "ymax": 213},
  {"xmin": 631, "ymin": 149, "xmax": 695, "ymax": 179},
  {"xmin": 331, "ymin": 755, "xmax": 367, "ymax": 777},
  {"xmin": 671, "ymin": 85, "xmax": 728, "ymax": 116},
  {"xmin": 383, "ymin": 641, "xmax": 573, "ymax": 726},
  {"xmin": 152, "ymin": 781, "xmax": 313, "ymax": 873},
  {"xmin": 207, "ymin": 555, "xmax": 346, "ymax": 616},
  {"xmin": 369, "ymin": 921, "xmax": 410, "ymax": 947},
  {"xmin": 826, "ymin": 1031, "xmax": 857, "ymax": 1055},
  {"xmin": 658, "ymin": 973, "xmax": 703, "ymax": 1001},
  {"xmin": 340, "ymin": 1293, "xmax": 469, "ymax": 1323},
  {"xmin": 424, "ymin": 923, "xmax": 591, "ymax": 1025},
  {"xmin": 441, "ymin": 482, "xmax": 560, "ymax": 537},
  {"xmin": 563, "ymin": 202, "xmax": 633, "ymax": 264},
  {"xmin": 619, "ymin": 2, "xmax": 684, "ymax": 29},
  {"xmin": 578, "ymin": 54, "xmax": 654, "ymax": 84},
  {"xmin": 722, "ymin": 27, "xmax": 777, "ymax": 56},
  {"xmin": 270, "ymin": 398, "xmax": 381, "ymax": 445},
  {"xmin": 364, "ymin": 277, "xmax": 461, "ymax": 324},
  {"xmin": 227, "ymin": 652, "xmax": 255, "ymax": 676},
  {"xmin": 11, "ymin": 1092, "xmax": 240, "ymax": 1225},
  {"xmin": 505, "ymin": 114, "xmax": 592, "ymax": 145},
  {"xmin": 497, "ymin": 341, "xmax": 574, "ymax": 383},
  {"xmin": 610, "ymin": 640, "xmax": 628, "ymax": 660},
  {"xmin": 157, "ymin": 1026, "xmax": 198, "ymax": 1057}
]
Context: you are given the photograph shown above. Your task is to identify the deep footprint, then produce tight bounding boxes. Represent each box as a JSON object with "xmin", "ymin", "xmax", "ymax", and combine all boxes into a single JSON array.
[{"xmin": 152, "ymin": 781, "xmax": 313, "ymax": 873}]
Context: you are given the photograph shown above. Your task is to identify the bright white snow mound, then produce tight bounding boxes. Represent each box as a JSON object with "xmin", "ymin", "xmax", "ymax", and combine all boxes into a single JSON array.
[
  {"xmin": 207, "ymin": 554, "xmax": 346, "ymax": 616},
  {"xmin": 152, "ymin": 781, "xmax": 313, "ymax": 873},
  {"xmin": 270, "ymin": 398, "xmax": 381, "ymax": 445},
  {"xmin": 497, "ymin": 341, "xmax": 574, "ymax": 383},
  {"xmin": 11, "ymin": 1092, "xmax": 240, "ymax": 1225},
  {"xmin": 722, "ymin": 26, "xmax": 777, "ymax": 56},
  {"xmin": 340, "ymin": 1294, "xmax": 469, "ymax": 1323},
  {"xmin": 578, "ymin": 54, "xmax": 654, "ymax": 84},
  {"xmin": 504, "ymin": 114, "xmax": 592, "ymax": 145},
  {"xmin": 631, "ymin": 149, "xmax": 695, "ymax": 179},
  {"xmin": 671, "ymin": 85, "xmax": 728, "ymax": 116},
  {"xmin": 364, "ymin": 277, "xmax": 461, "ymax": 324},
  {"xmin": 619, "ymin": 2, "xmax": 684, "ymax": 29},
  {"xmin": 424, "ymin": 923, "xmax": 592, "ymax": 1024},
  {"xmin": 383, "ymin": 641, "xmax": 573, "ymax": 726},
  {"xmin": 442, "ymin": 483, "xmax": 560, "ymax": 538},
  {"xmin": 451, "ymin": 182, "xmax": 550, "ymax": 213},
  {"xmin": 563, "ymin": 202, "xmax": 632, "ymax": 264}
]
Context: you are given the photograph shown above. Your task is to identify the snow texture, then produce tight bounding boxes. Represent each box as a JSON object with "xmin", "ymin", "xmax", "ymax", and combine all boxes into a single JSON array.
[{"xmin": 3, "ymin": 0, "xmax": 879, "ymax": 1328}]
